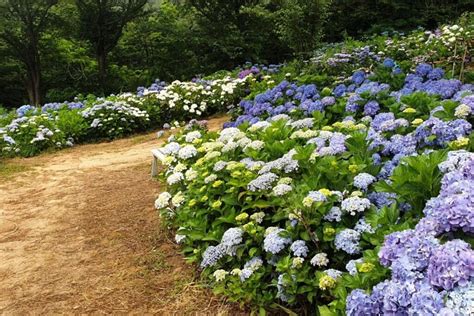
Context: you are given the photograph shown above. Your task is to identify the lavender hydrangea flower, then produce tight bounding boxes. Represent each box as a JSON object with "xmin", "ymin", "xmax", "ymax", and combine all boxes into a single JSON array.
[
  {"xmin": 290, "ymin": 240, "xmax": 309, "ymax": 257},
  {"xmin": 367, "ymin": 192, "xmax": 396, "ymax": 209},
  {"xmin": 221, "ymin": 227, "xmax": 243, "ymax": 255},
  {"xmin": 324, "ymin": 206, "xmax": 342, "ymax": 222},
  {"xmin": 239, "ymin": 268, "xmax": 253, "ymax": 281},
  {"xmin": 346, "ymin": 289, "xmax": 375, "ymax": 316},
  {"xmin": 379, "ymin": 229, "xmax": 439, "ymax": 271},
  {"xmin": 353, "ymin": 173, "xmax": 376, "ymax": 190},
  {"xmin": 441, "ymin": 283, "xmax": 474, "ymax": 315},
  {"xmin": 352, "ymin": 70, "xmax": 366, "ymax": 85},
  {"xmin": 335, "ymin": 229, "xmax": 361, "ymax": 254},
  {"xmin": 383, "ymin": 58, "xmax": 395, "ymax": 68},
  {"xmin": 248, "ymin": 172, "xmax": 279, "ymax": 191},
  {"xmin": 200, "ymin": 244, "xmax": 225, "ymax": 268},
  {"xmin": 408, "ymin": 283, "xmax": 444, "ymax": 315},
  {"xmin": 263, "ymin": 228, "xmax": 291, "ymax": 254},
  {"xmin": 363, "ymin": 100, "xmax": 380, "ymax": 116},
  {"xmin": 427, "ymin": 239, "xmax": 474, "ymax": 290},
  {"xmin": 239, "ymin": 257, "xmax": 263, "ymax": 281},
  {"xmin": 416, "ymin": 63, "xmax": 433, "ymax": 77},
  {"xmin": 354, "ymin": 218, "xmax": 375, "ymax": 234}
]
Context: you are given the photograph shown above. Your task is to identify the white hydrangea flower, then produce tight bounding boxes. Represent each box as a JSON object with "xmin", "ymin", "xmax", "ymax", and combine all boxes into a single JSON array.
[
  {"xmin": 155, "ymin": 192, "xmax": 172, "ymax": 209},
  {"xmin": 250, "ymin": 212, "xmax": 265, "ymax": 224},
  {"xmin": 178, "ymin": 145, "xmax": 197, "ymax": 160},
  {"xmin": 185, "ymin": 131, "xmax": 202, "ymax": 143},
  {"xmin": 167, "ymin": 172, "xmax": 184, "ymax": 185},
  {"xmin": 171, "ymin": 191, "xmax": 185, "ymax": 207},
  {"xmin": 204, "ymin": 174, "xmax": 218, "ymax": 184},
  {"xmin": 236, "ymin": 137, "xmax": 251, "ymax": 148},
  {"xmin": 245, "ymin": 140, "xmax": 265, "ymax": 151},
  {"xmin": 185, "ymin": 168, "xmax": 198, "ymax": 181},
  {"xmin": 174, "ymin": 162, "xmax": 187, "ymax": 172},
  {"xmin": 454, "ymin": 104, "xmax": 471, "ymax": 118},
  {"xmin": 204, "ymin": 151, "xmax": 221, "ymax": 161},
  {"xmin": 273, "ymin": 184, "xmax": 293, "ymax": 196},
  {"xmin": 341, "ymin": 196, "xmax": 371, "ymax": 215},
  {"xmin": 248, "ymin": 121, "xmax": 270, "ymax": 132},
  {"xmin": 213, "ymin": 269, "xmax": 228, "ymax": 282},
  {"xmin": 175, "ymin": 234, "xmax": 186, "ymax": 244},
  {"xmin": 310, "ymin": 253, "xmax": 329, "ymax": 267},
  {"xmin": 222, "ymin": 141, "xmax": 239, "ymax": 153}
]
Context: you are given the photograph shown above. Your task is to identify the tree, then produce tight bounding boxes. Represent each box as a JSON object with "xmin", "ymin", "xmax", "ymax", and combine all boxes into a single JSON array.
[
  {"xmin": 0, "ymin": 0, "xmax": 58, "ymax": 105},
  {"xmin": 275, "ymin": 0, "xmax": 332, "ymax": 56},
  {"xmin": 75, "ymin": 0, "xmax": 148, "ymax": 92},
  {"xmin": 187, "ymin": 0, "xmax": 289, "ymax": 69}
]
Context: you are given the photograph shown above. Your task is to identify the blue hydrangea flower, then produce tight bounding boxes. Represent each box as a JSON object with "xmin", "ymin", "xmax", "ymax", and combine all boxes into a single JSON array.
[
  {"xmin": 353, "ymin": 172, "xmax": 376, "ymax": 190},
  {"xmin": 263, "ymin": 228, "xmax": 291, "ymax": 255},
  {"xmin": 248, "ymin": 172, "xmax": 279, "ymax": 191},
  {"xmin": 335, "ymin": 229, "xmax": 361, "ymax": 254},
  {"xmin": 200, "ymin": 244, "xmax": 225, "ymax": 268},
  {"xmin": 290, "ymin": 240, "xmax": 309, "ymax": 257},
  {"xmin": 346, "ymin": 289, "xmax": 375, "ymax": 315},
  {"xmin": 324, "ymin": 206, "xmax": 342, "ymax": 222},
  {"xmin": 383, "ymin": 58, "xmax": 395, "ymax": 68},
  {"xmin": 363, "ymin": 100, "xmax": 380, "ymax": 116}
]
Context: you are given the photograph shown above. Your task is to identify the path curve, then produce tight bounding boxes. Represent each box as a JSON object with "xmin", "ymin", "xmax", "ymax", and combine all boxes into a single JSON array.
[{"xmin": 0, "ymin": 116, "xmax": 235, "ymax": 314}]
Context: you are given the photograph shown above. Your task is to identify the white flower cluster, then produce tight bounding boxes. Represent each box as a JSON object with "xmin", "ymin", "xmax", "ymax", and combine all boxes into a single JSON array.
[
  {"xmin": 185, "ymin": 131, "xmax": 202, "ymax": 143},
  {"xmin": 310, "ymin": 253, "xmax": 329, "ymax": 267},
  {"xmin": 167, "ymin": 172, "xmax": 184, "ymax": 185},
  {"xmin": 155, "ymin": 192, "xmax": 172, "ymax": 209},
  {"xmin": 178, "ymin": 145, "xmax": 197, "ymax": 160},
  {"xmin": 141, "ymin": 76, "xmax": 248, "ymax": 115},
  {"xmin": 341, "ymin": 196, "xmax": 372, "ymax": 215},
  {"xmin": 259, "ymin": 149, "xmax": 299, "ymax": 174}
]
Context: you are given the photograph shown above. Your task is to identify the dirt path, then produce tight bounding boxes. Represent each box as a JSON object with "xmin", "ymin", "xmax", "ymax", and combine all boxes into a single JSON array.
[{"xmin": 0, "ymin": 116, "xmax": 237, "ymax": 314}]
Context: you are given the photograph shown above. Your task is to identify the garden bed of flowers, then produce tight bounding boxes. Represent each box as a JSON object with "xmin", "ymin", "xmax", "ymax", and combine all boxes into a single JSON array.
[
  {"xmin": 154, "ymin": 60, "xmax": 473, "ymax": 314},
  {"xmin": 0, "ymin": 76, "xmax": 252, "ymax": 157},
  {"xmin": 1, "ymin": 19, "xmax": 471, "ymax": 159}
]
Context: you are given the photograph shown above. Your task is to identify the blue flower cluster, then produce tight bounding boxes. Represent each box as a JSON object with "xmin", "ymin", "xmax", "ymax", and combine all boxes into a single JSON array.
[
  {"xmin": 263, "ymin": 228, "xmax": 292, "ymax": 255},
  {"xmin": 226, "ymin": 81, "xmax": 322, "ymax": 127},
  {"xmin": 347, "ymin": 151, "xmax": 474, "ymax": 315}
]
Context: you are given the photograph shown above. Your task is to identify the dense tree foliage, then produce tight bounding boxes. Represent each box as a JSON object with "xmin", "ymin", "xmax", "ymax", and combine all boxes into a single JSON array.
[
  {"xmin": 75, "ymin": 0, "xmax": 148, "ymax": 91},
  {"xmin": 0, "ymin": 0, "xmax": 59, "ymax": 105},
  {"xmin": 0, "ymin": 0, "xmax": 472, "ymax": 108}
]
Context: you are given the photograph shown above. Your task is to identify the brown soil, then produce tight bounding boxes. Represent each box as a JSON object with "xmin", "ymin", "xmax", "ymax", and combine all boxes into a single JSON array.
[{"xmin": 0, "ymin": 116, "xmax": 242, "ymax": 314}]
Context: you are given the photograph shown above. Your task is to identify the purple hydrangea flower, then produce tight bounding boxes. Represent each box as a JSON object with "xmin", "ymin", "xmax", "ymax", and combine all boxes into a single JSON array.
[{"xmin": 427, "ymin": 239, "xmax": 474, "ymax": 290}]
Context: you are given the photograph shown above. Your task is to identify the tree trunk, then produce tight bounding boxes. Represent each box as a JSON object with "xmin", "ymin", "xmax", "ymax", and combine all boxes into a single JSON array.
[
  {"xmin": 97, "ymin": 46, "xmax": 107, "ymax": 93},
  {"xmin": 25, "ymin": 48, "xmax": 42, "ymax": 106}
]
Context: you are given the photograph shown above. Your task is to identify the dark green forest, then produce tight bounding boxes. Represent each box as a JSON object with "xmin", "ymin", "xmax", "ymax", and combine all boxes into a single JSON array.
[{"xmin": 0, "ymin": 0, "xmax": 472, "ymax": 108}]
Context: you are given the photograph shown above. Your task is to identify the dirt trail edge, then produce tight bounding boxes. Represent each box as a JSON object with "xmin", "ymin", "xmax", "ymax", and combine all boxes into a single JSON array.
[{"xmin": 0, "ymin": 116, "xmax": 238, "ymax": 315}]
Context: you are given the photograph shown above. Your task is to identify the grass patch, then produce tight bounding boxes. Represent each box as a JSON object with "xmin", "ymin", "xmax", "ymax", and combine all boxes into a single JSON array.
[
  {"xmin": 130, "ymin": 133, "xmax": 153, "ymax": 145},
  {"xmin": 0, "ymin": 161, "xmax": 30, "ymax": 179}
]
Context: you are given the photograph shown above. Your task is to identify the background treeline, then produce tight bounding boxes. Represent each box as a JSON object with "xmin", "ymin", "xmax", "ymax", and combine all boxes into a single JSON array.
[{"xmin": 0, "ymin": 0, "xmax": 472, "ymax": 108}]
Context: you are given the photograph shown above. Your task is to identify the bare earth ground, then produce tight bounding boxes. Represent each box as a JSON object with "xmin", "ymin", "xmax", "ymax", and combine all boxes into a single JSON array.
[{"xmin": 0, "ymin": 116, "xmax": 241, "ymax": 315}]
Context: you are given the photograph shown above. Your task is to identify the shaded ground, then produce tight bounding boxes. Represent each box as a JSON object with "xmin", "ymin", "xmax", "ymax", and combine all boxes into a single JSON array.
[{"xmin": 0, "ymin": 116, "xmax": 240, "ymax": 314}]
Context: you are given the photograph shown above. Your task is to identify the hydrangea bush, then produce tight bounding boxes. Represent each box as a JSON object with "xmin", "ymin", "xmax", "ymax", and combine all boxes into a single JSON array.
[
  {"xmin": 155, "ymin": 61, "xmax": 473, "ymax": 313},
  {"xmin": 0, "ymin": 75, "xmax": 253, "ymax": 157}
]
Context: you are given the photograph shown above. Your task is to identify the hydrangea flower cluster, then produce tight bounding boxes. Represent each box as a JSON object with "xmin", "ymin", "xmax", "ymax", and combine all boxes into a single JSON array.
[
  {"xmin": 347, "ymin": 151, "xmax": 474, "ymax": 315},
  {"xmin": 263, "ymin": 228, "xmax": 292, "ymax": 255},
  {"xmin": 335, "ymin": 229, "xmax": 361, "ymax": 254}
]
